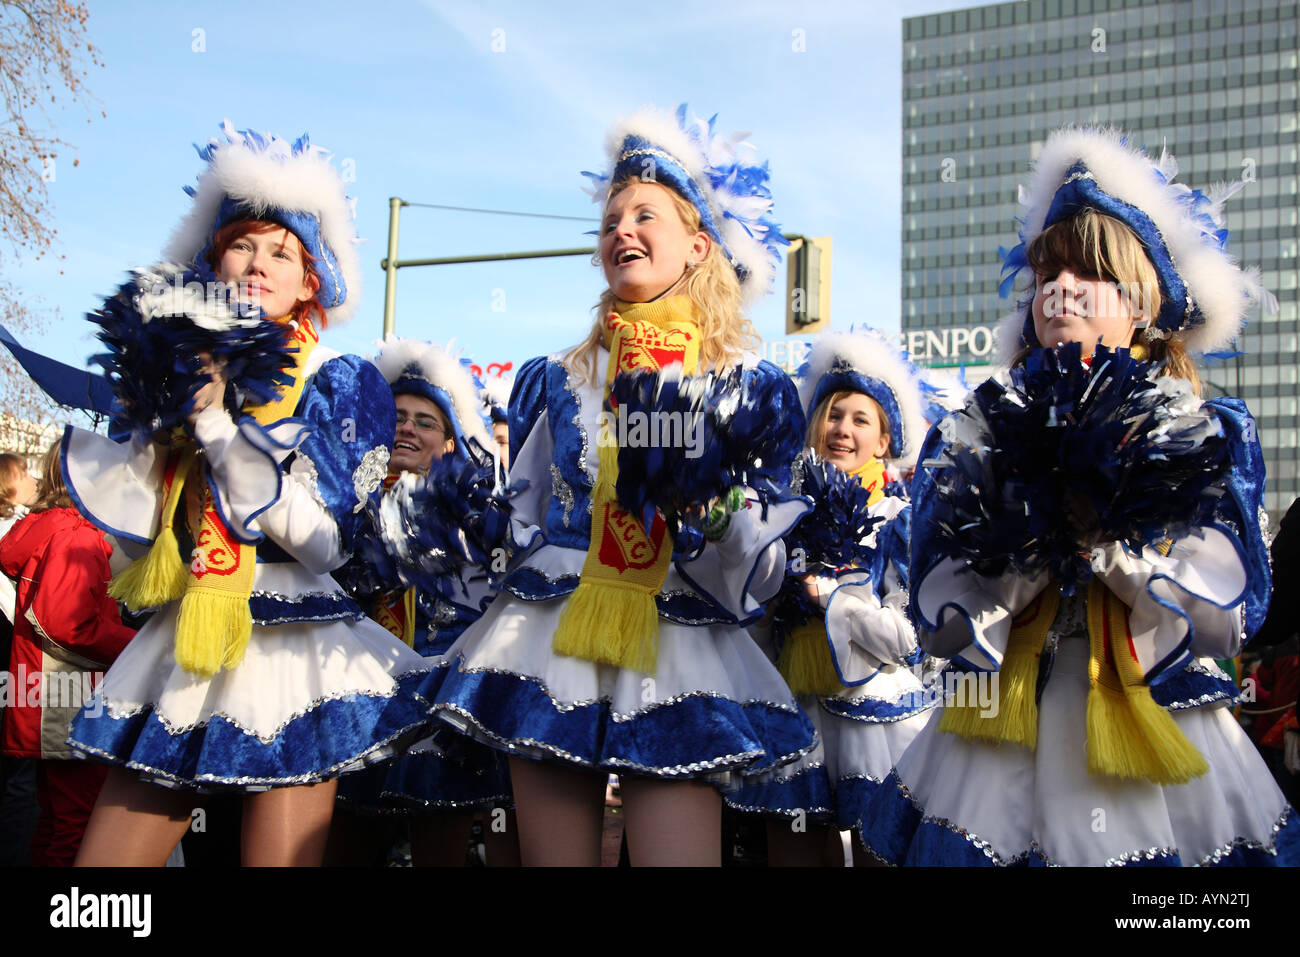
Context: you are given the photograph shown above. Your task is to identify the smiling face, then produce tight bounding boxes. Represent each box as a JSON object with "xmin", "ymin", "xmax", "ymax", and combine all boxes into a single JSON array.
[
  {"xmin": 813, "ymin": 391, "xmax": 892, "ymax": 472},
  {"xmin": 391, "ymin": 393, "xmax": 454, "ymax": 473},
  {"xmin": 215, "ymin": 225, "xmax": 318, "ymax": 320},
  {"xmin": 599, "ymin": 182, "xmax": 711, "ymax": 303}
]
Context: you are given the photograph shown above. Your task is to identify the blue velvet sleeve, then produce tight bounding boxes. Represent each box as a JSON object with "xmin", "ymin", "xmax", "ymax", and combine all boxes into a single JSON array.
[
  {"xmin": 293, "ymin": 355, "xmax": 396, "ymax": 556},
  {"xmin": 905, "ymin": 421, "xmax": 947, "ymax": 613},
  {"xmin": 1205, "ymin": 396, "xmax": 1271, "ymax": 639},
  {"xmin": 509, "ymin": 355, "xmax": 548, "ymax": 467},
  {"xmin": 875, "ymin": 500, "xmax": 912, "ymax": 604}
]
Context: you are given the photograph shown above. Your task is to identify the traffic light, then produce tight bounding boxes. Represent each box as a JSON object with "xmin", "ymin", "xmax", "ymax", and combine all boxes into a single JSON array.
[{"xmin": 785, "ymin": 235, "xmax": 832, "ymax": 335}]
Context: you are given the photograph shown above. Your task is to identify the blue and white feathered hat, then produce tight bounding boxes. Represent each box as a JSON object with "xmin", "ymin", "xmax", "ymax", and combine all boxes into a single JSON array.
[
  {"xmin": 164, "ymin": 120, "xmax": 362, "ymax": 325},
  {"xmin": 915, "ymin": 366, "xmax": 971, "ymax": 428},
  {"xmin": 582, "ymin": 104, "xmax": 788, "ymax": 307},
  {"xmin": 797, "ymin": 327, "xmax": 927, "ymax": 463},
  {"xmin": 479, "ymin": 371, "xmax": 511, "ymax": 427},
  {"xmin": 996, "ymin": 127, "xmax": 1273, "ymax": 363},
  {"xmin": 373, "ymin": 337, "xmax": 492, "ymax": 457}
]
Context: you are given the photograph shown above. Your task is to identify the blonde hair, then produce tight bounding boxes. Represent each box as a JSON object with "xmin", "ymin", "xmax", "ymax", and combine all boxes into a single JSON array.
[
  {"xmin": 564, "ymin": 177, "xmax": 759, "ymax": 386},
  {"xmin": 806, "ymin": 390, "xmax": 892, "ymax": 461},
  {"xmin": 1020, "ymin": 209, "xmax": 1200, "ymax": 394}
]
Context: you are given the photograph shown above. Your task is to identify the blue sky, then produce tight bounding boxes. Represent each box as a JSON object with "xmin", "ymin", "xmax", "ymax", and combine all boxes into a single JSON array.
[{"xmin": 8, "ymin": 0, "xmax": 975, "ymax": 379}]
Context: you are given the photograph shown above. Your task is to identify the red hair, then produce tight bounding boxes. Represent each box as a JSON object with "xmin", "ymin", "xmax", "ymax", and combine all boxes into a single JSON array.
[{"xmin": 207, "ymin": 219, "xmax": 328, "ymax": 328}]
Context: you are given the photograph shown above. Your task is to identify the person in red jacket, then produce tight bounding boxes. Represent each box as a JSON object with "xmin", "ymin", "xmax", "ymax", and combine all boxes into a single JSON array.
[{"xmin": 0, "ymin": 442, "xmax": 135, "ymax": 865}]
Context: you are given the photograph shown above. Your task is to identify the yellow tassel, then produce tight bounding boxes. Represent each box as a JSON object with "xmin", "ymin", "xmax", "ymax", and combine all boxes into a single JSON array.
[
  {"xmin": 777, "ymin": 620, "xmax": 843, "ymax": 696},
  {"xmin": 553, "ymin": 580, "xmax": 660, "ymax": 673},
  {"xmin": 937, "ymin": 645, "xmax": 1040, "ymax": 748},
  {"xmin": 1084, "ymin": 679, "xmax": 1206, "ymax": 783},
  {"xmin": 938, "ymin": 589, "xmax": 1055, "ymax": 748},
  {"xmin": 1085, "ymin": 579, "xmax": 1208, "ymax": 784},
  {"xmin": 174, "ymin": 590, "xmax": 253, "ymax": 679},
  {"xmin": 108, "ymin": 523, "xmax": 188, "ymax": 611}
]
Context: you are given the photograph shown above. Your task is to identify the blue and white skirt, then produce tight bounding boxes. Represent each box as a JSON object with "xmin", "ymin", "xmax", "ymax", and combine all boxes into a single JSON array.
[
  {"xmin": 67, "ymin": 605, "xmax": 434, "ymax": 791},
  {"xmin": 431, "ymin": 594, "xmax": 818, "ymax": 790},
  {"xmin": 860, "ymin": 641, "xmax": 1300, "ymax": 866}
]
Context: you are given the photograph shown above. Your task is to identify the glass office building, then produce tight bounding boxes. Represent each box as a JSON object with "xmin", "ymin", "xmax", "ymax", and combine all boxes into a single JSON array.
[{"xmin": 901, "ymin": 0, "xmax": 1300, "ymax": 517}]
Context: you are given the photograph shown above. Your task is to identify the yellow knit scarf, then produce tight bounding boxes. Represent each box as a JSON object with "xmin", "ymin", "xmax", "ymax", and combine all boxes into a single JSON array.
[
  {"xmin": 938, "ymin": 576, "xmax": 1209, "ymax": 784},
  {"xmin": 778, "ymin": 456, "xmax": 886, "ymax": 695},
  {"xmin": 551, "ymin": 296, "xmax": 701, "ymax": 674},
  {"xmin": 109, "ymin": 317, "xmax": 318, "ymax": 677}
]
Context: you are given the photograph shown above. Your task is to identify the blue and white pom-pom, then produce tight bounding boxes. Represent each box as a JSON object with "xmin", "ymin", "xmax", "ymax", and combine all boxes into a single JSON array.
[
  {"xmin": 377, "ymin": 437, "xmax": 528, "ymax": 589},
  {"xmin": 90, "ymin": 262, "xmax": 296, "ymax": 440},
  {"xmin": 785, "ymin": 453, "xmax": 884, "ymax": 572},
  {"xmin": 925, "ymin": 343, "xmax": 1230, "ymax": 592},
  {"xmin": 608, "ymin": 364, "xmax": 805, "ymax": 524},
  {"xmin": 582, "ymin": 104, "xmax": 787, "ymax": 306}
]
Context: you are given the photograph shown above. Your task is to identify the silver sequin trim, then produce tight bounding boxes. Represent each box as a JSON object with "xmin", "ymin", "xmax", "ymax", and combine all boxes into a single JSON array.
[
  {"xmin": 558, "ymin": 372, "xmax": 594, "ymax": 515},
  {"xmin": 893, "ymin": 775, "xmax": 1289, "ymax": 866},
  {"xmin": 449, "ymin": 654, "xmax": 802, "ymax": 721},
  {"xmin": 1196, "ymin": 804, "xmax": 1292, "ymax": 865},
  {"xmin": 352, "ymin": 446, "xmax": 389, "ymax": 513},
  {"xmin": 250, "ymin": 588, "xmax": 352, "ymax": 603},
  {"xmin": 292, "ymin": 454, "xmax": 329, "ymax": 512},
  {"xmin": 69, "ymin": 719, "xmax": 428, "ymax": 791},
  {"xmin": 380, "ymin": 789, "xmax": 514, "ymax": 812},
  {"xmin": 437, "ymin": 701, "xmax": 771, "ymax": 778},
  {"xmin": 252, "ymin": 612, "xmax": 362, "ymax": 626},
  {"xmin": 98, "ymin": 671, "xmax": 434, "ymax": 745},
  {"xmin": 1107, "ymin": 845, "xmax": 1179, "ymax": 866},
  {"xmin": 551, "ymin": 464, "xmax": 575, "ymax": 528},
  {"xmin": 1165, "ymin": 689, "xmax": 1237, "ymax": 711},
  {"xmin": 724, "ymin": 770, "xmax": 837, "ymax": 821}
]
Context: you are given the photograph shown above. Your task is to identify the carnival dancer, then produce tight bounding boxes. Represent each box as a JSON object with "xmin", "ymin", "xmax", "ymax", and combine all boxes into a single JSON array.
[
  {"xmin": 862, "ymin": 127, "xmax": 1299, "ymax": 866},
  {"xmin": 63, "ymin": 123, "xmax": 432, "ymax": 867},
  {"xmin": 332, "ymin": 338, "xmax": 516, "ymax": 866},
  {"xmin": 428, "ymin": 106, "xmax": 815, "ymax": 865},
  {"xmin": 726, "ymin": 328, "xmax": 938, "ymax": 865}
]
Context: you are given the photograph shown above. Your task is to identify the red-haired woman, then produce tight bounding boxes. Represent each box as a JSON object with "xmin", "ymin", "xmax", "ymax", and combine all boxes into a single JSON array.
[{"xmin": 61, "ymin": 124, "xmax": 431, "ymax": 866}]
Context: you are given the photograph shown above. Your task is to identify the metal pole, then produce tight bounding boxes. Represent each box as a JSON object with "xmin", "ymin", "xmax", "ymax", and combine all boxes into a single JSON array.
[
  {"xmin": 384, "ymin": 247, "xmax": 595, "ymax": 269},
  {"xmin": 382, "ymin": 197, "xmax": 405, "ymax": 338}
]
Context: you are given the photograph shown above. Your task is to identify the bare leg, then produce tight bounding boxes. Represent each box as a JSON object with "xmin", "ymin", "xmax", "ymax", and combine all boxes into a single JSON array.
[
  {"xmin": 482, "ymin": 808, "xmax": 521, "ymax": 867},
  {"xmin": 507, "ymin": 757, "xmax": 604, "ymax": 866},
  {"xmin": 620, "ymin": 776, "xmax": 721, "ymax": 867},
  {"xmin": 74, "ymin": 768, "xmax": 197, "ymax": 867},
  {"xmin": 765, "ymin": 820, "xmax": 840, "ymax": 867},
  {"xmin": 410, "ymin": 811, "xmax": 476, "ymax": 867},
  {"xmin": 241, "ymin": 780, "xmax": 337, "ymax": 866}
]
